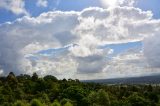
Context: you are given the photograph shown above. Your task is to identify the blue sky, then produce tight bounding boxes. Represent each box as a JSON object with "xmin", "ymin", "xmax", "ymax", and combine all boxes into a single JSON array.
[
  {"xmin": 136, "ymin": 0, "xmax": 160, "ymax": 19},
  {"xmin": 0, "ymin": 0, "xmax": 160, "ymax": 79},
  {"xmin": 0, "ymin": 0, "xmax": 100, "ymax": 24}
]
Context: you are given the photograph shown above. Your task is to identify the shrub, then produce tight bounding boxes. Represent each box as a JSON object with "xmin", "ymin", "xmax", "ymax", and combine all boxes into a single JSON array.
[
  {"xmin": 52, "ymin": 100, "xmax": 61, "ymax": 106},
  {"xmin": 30, "ymin": 99, "xmax": 43, "ymax": 106},
  {"xmin": 13, "ymin": 100, "xmax": 26, "ymax": 106}
]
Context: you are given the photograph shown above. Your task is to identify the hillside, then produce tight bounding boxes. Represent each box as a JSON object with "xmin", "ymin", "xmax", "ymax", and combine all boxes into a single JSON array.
[{"xmin": 83, "ymin": 74, "xmax": 160, "ymax": 84}]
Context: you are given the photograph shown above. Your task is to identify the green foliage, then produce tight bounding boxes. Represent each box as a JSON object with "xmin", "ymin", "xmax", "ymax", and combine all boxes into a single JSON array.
[
  {"xmin": 88, "ymin": 89, "xmax": 110, "ymax": 106},
  {"xmin": 127, "ymin": 92, "xmax": 149, "ymax": 106},
  {"xmin": 97, "ymin": 89, "xmax": 110, "ymax": 106},
  {"xmin": 61, "ymin": 86, "xmax": 87, "ymax": 105},
  {"xmin": 60, "ymin": 98, "xmax": 72, "ymax": 105},
  {"xmin": 64, "ymin": 101, "xmax": 73, "ymax": 106},
  {"xmin": 52, "ymin": 100, "xmax": 61, "ymax": 106},
  {"xmin": 38, "ymin": 93, "xmax": 50, "ymax": 104},
  {"xmin": 13, "ymin": 100, "xmax": 26, "ymax": 106},
  {"xmin": 44, "ymin": 75, "xmax": 58, "ymax": 82},
  {"xmin": 32, "ymin": 73, "xmax": 38, "ymax": 81},
  {"xmin": 0, "ymin": 72, "xmax": 159, "ymax": 106},
  {"xmin": 2, "ymin": 102, "xmax": 13, "ymax": 106},
  {"xmin": 30, "ymin": 99, "xmax": 43, "ymax": 106},
  {"xmin": 88, "ymin": 91, "xmax": 98, "ymax": 103}
]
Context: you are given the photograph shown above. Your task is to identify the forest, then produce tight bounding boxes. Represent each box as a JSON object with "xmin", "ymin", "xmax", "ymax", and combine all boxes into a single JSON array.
[{"xmin": 0, "ymin": 72, "xmax": 160, "ymax": 106}]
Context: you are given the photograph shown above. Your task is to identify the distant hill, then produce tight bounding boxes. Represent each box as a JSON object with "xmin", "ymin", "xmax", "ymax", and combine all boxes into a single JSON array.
[{"xmin": 83, "ymin": 74, "xmax": 160, "ymax": 84}]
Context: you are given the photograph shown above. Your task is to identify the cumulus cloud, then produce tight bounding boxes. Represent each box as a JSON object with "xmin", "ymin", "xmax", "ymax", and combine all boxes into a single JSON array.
[
  {"xmin": 0, "ymin": 11, "xmax": 79, "ymax": 75},
  {"xmin": 36, "ymin": 0, "xmax": 48, "ymax": 7},
  {"xmin": 74, "ymin": 7, "xmax": 154, "ymax": 45},
  {"xmin": 102, "ymin": 47, "xmax": 160, "ymax": 79},
  {"xmin": 0, "ymin": 0, "xmax": 28, "ymax": 15},
  {"xmin": 143, "ymin": 29, "xmax": 160, "ymax": 68},
  {"xmin": 100, "ymin": 0, "xmax": 138, "ymax": 7},
  {"xmin": 0, "ymin": 6, "xmax": 159, "ymax": 79}
]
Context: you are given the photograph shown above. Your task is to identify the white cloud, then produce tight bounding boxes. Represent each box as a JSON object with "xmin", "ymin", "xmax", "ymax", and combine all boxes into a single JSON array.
[
  {"xmin": 0, "ymin": 0, "xmax": 28, "ymax": 15},
  {"xmin": 100, "ymin": 0, "xmax": 137, "ymax": 7},
  {"xmin": 0, "ymin": 6, "xmax": 159, "ymax": 79},
  {"xmin": 36, "ymin": 0, "xmax": 48, "ymax": 7},
  {"xmin": 74, "ymin": 7, "xmax": 154, "ymax": 45},
  {"xmin": 27, "ymin": 54, "xmax": 77, "ymax": 79},
  {"xmin": 102, "ymin": 47, "xmax": 160, "ymax": 79},
  {"xmin": 143, "ymin": 29, "xmax": 160, "ymax": 68}
]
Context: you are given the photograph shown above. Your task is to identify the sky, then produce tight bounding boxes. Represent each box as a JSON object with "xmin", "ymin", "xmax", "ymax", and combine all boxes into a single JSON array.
[{"xmin": 0, "ymin": 0, "xmax": 160, "ymax": 80}]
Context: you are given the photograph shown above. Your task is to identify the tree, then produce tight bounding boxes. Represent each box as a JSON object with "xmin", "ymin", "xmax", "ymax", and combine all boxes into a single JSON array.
[
  {"xmin": 13, "ymin": 100, "xmax": 26, "ymax": 106},
  {"xmin": 64, "ymin": 101, "xmax": 73, "ymax": 106},
  {"xmin": 44, "ymin": 75, "xmax": 58, "ymax": 82},
  {"xmin": 61, "ymin": 86, "xmax": 87, "ymax": 105},
  {"xmin": 52, "ymin": 100, "xmax": 61, "ymax": 106},
  {"xmin": 2, "ymin": 102, "xmax": 13, "ymax": 106},
  {"xmin": 30, "ymin": 99, "xmax": 43, "ymax": 106},
  {"xmin": 127, "ymin": 93, "xmax": 149, "ymax": 106},
  {"xmin": 97, "ymin": 89, "xmax": 110, "ymax": 106},
  {"xmin": 37, "ymin": 93, "xmax": 50, "ymax": 105},
  {"xmin": 88, "ymin": 89, "xmax": 110, "ymax": 106},
  {"xmin": 88, "ymin": 91, "xmax": 98, "ymax": 104},
  {"xmin": 60, "ymin": 98, "xmax": 73, "ymax": 106},
  {"xmin": 147, "ymin": 85, "xmax": 153, "ymax": 92},
  {"xmin": 6, "ymin": 72, "xmax": 18, "ymax": 88},
  {"xmin": 148, "ymin": 92, "xmax": 159, "ymax": 103},
  {"xmin": 32, "ymin": 73, "xmax": 38, "ymax": 81}
]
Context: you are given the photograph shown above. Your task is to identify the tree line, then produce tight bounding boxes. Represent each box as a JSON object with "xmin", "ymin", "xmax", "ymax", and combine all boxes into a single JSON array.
[{"xmin": 0, "ymin": 72, "xmax": 160, "ymax": 106}]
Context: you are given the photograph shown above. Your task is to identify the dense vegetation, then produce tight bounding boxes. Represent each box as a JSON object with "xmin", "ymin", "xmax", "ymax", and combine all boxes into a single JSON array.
[{"xmin": 0, "ymin": 72, "xmax": 160, "ymax": 106}]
